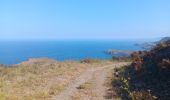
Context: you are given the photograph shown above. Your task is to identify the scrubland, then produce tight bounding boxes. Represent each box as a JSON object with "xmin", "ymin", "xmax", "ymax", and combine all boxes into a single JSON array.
[{"xmin": 112, "ymin": 39, "xmax": 170, "ymax": 100}]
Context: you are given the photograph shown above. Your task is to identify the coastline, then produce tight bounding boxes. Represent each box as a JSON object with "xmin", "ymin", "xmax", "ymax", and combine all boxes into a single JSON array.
[{"xmin": 0, "ymin": 40, "xmax": 142, "ymax": 65}]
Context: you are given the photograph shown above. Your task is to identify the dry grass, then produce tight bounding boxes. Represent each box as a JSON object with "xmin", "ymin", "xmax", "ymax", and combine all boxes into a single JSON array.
[
  {"xmin": 0, "ymin": 58, "xmax": 112, "ymax": 100},
  {"xmin": 77, "ymin": 82, "xmax": 93, "ymax": 90},
  {"xmin": 71, "ymin": 80, "xmax": 96, "ymax": 100}
]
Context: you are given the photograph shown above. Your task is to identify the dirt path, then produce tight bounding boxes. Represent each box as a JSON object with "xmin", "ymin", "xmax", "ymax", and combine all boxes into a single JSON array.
[
  {"xmin": 53, "ymin": 62, "xmax": 128, "ymax": 100},
  {"xmin": 90, "ymin": 64, "xmax": 112, "ymax": 100}
]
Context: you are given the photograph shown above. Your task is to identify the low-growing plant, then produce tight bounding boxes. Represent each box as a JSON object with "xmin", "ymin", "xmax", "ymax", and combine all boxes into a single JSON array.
[{"xmin": 112, "ymin": 38, "xmax": 170, "ymax": 100}]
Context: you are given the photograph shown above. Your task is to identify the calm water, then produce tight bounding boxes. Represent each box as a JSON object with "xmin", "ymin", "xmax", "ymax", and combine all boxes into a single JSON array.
[{"xmin": 0, "ymin": 40, "xmax": 144, "ymax": 64}]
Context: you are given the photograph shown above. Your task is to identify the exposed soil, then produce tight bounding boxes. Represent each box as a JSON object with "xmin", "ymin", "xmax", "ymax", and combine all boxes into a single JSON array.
[{"xmin": 54, "ymin": 62, "xmax": 128, "ymax": 100}]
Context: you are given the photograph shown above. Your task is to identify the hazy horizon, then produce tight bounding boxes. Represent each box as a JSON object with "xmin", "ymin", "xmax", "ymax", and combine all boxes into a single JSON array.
[
  {"xmin": 1, "ymin": 0, "xmax": 170, "ymax": 40},
  {"xmin": 0, "ymin": 36, "xmax": 163, "ymax": 42}
]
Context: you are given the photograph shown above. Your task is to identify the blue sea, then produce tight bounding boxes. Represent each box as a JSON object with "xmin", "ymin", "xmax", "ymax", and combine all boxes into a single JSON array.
[{"xmin": 0, "ymin": 40, "xmax": 145, "ymax": 65}]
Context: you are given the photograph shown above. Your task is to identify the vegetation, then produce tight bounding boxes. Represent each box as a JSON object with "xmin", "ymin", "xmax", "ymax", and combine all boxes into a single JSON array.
[
  {"xmin": 112, "ymin": 39, "xmax": 170, "ymax": 100},
  {"xmin": 0, "ymin": 58, "xmax": 112, "ymax": 100},
  {"xmin": 112, "ymin": 56, "xmax": 131, "ymax": 62},
  {"xmin": 77, "ymin": 82, "xmax": 93, "ymax": 90},
  {"xmin": 0, "ymin": 59, "xmax": 89, "ymax": 100},
  {"xmin": 80, "ymin": 58, "xmax": 102, "ymax": 64},
  {"xmin": 1, "ymin": 38, "xmax": 170, "ymax": 100}
]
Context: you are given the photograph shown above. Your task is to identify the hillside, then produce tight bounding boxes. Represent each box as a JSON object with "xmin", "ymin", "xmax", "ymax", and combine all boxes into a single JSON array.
[
  {"xmin": 112, "ymin": 38, "xmax": 170, "ymax": 100},
  {"xmin": 137, "ymin": 37, "xmax": 170, "ymax": 50},
  {"xmin": 0, "ymin": 58, "xmax": 130, "ymax": 100},
  {"xmin": 159, "ymin": 37, "xmax": 170, "ymax": 43}
]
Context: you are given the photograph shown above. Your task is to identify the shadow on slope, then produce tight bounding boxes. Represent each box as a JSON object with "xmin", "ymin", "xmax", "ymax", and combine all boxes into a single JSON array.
[{"xmin": 111, "ymin": 39, "xmax": 170, "ymax": 100}]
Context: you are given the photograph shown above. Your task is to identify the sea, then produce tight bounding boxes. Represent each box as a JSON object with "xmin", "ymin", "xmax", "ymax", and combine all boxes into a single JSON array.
[{"xmin": 0, "ymin": 40, "xmax": 148, "ymax": 65}]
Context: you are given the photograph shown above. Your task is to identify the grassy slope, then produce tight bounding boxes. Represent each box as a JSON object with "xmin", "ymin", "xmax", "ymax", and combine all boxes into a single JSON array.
[{"xmin": 0, "ymin": 58, "xmax": 112, "ymax": 100}]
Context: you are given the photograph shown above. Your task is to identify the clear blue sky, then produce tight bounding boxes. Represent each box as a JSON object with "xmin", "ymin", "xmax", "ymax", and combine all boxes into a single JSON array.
[{"xmin": 0, "ymin": 0, "xmax": 170, "ymax": 40}]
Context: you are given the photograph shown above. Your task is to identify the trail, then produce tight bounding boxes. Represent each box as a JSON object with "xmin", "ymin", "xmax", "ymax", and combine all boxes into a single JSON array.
[{"xmin": 53, "ymin": 62, "xmax": 128, "ymax": 100}]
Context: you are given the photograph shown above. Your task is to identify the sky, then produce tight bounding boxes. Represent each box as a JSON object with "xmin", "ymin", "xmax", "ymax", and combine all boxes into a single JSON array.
[{"xmin": 0, "ymin": 0, "xmax": 170, "ymax": 40}]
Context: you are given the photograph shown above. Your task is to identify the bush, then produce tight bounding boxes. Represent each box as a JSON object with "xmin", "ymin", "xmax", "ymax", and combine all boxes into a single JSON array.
[{"xmin": 112, "ymin": 39, "xmax": 170, "ymax": 100}]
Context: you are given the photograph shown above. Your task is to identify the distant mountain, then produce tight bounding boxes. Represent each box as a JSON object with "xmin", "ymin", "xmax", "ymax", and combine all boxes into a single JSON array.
[
  {"xmin": 130, "ymin": 37, "xmax": 170, "ymax": 99},
  {"xmin": 136, "ymin": 37, "xmax": 170, "ymax": 50},
  {"xmin": 159, "ymin": 37, "xmax": 170, "ymax": 43}
]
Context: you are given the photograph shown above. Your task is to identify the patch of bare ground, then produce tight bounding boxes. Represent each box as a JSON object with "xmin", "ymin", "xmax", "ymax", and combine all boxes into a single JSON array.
[
  {"xmin": 104, "ymin": 67, "xmax": 122, "ymax": 100},
  {"xmin": 54, "ymin": 62, "xmax": 129, "ymax": 100}
]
